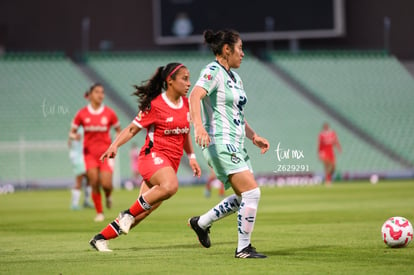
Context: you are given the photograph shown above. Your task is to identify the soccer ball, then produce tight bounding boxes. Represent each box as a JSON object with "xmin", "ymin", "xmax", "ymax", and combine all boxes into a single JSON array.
[{"xmin": 381, "ymin": 216, "xmax": 413, "ymax": 248}]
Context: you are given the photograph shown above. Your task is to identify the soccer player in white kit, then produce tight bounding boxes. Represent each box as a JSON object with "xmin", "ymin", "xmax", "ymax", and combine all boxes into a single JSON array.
[{"xmin": 188, "ymin": 29, "xmax": 270, "ymax": 258}]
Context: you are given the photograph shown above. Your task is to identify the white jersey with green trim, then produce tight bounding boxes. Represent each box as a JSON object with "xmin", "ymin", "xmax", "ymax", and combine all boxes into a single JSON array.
[{"xmin": 194, "ymin": 61, "xmax": 247, "ymax": 148}]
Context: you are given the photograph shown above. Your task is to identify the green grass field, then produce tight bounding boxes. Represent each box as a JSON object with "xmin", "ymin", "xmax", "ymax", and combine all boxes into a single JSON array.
[{"xmin": 1, "ymin": 180, "xmax": 414, "ymax": 274}]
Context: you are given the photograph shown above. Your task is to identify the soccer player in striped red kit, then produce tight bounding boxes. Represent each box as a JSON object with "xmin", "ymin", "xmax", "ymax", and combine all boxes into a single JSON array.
[
  {"xmin": 89, "ymin": 63, "xmax": 201, "ymax": 252},
  {"xmin": 318, "ymin": 122, "xmax": 342, "ymax": 186},
  {"xmin": 69, "ymin": 84, "xmax": 121, "ymax": 222}
]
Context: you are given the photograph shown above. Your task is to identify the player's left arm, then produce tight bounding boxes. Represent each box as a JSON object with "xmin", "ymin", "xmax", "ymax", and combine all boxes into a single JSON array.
[
  {"xmin": 183, "ymin": 133, "xmax": 201, "ymax": 178},
  {"xmin": 114, "ymin": 125, "xmax": 121, "ymax": 137},
  {"xmin": 245, "ymin": 120, "xmax": 269, "ymax": 154},
  {"xmin": 112, "ymin": 110, "xmax": 122, "ymax": 137}
]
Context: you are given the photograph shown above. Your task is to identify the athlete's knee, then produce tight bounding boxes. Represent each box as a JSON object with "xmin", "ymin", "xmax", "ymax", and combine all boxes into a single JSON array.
[
  {"xmin": 88, "ymin": 178, "xmax": 100, "ymax": 192},
  {"xmin": 242, "ymin": 187, "xmax": 261, "ymax": 200},
  {"xmin": 101, "ymin": 180, "xmax": 113, "ymax": 191},
  {"xmin": 87, "ymin": 173, "xmax": 98, "ymax": 185},
  {"xmin": 157, "ymin": 182, "xmax": 178, "ymax": 200},
  {"xmin": 164, "ymin": 183, "xmax": 178, "ymax": 198}
]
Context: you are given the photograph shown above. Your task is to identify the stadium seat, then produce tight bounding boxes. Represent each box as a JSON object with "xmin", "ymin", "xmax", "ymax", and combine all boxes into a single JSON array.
[{"xmin": 270, "ymin": 51, "xmax": 414, "ymax": 167}]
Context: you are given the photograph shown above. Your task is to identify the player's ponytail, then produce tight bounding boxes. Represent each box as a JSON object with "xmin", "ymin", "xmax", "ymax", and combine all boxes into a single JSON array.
[
  {"xmin": 204, "ymin": 29, "xmax": 216, "ymax": 45},
  {"xmin": 204, "ymin": 29, "xmax": 240, "ymax": 56},
  {"xmin": 133, "ymin": 63, "xmax": 186, "ymax": 111}
]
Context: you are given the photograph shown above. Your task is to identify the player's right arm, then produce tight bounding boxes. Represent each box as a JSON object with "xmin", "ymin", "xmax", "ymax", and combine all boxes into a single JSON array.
[
  {"xmin": 100, "ymin": 122, "xmax": 141, "ymax": 161},
  {"xmin": 68, "ymin": 112, "xmax": 82, "ymax": 146},
  {"xmin": 68, "ymin": 127, "xmax": 81, "ymax": 141},
  {"xmin": 67, "ymin": 128, "xmax": 79, "ymax": 148},
  {"xmin": 189, "ymin": 86, "xmax": 210, "ymax": 148}
]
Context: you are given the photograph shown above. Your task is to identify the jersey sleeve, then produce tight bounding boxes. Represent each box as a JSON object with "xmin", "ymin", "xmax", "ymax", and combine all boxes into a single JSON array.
[
  {"xmin": 132, "ymin": 108, "xmax": 156, "ymax": 129},
  {"xmin": 195, "ymin": 64, "xmax": 220, "ymax": 96}
]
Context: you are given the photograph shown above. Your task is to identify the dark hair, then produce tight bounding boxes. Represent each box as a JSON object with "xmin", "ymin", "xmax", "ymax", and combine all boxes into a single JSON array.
[
  {"xmin": 84, "ymin": 83, "xmax": 102, "ymax": 98},
  {"xmin": 204, "ymin": 29, "xmax": 240, "ymax": 56},
  {"xmin": 132, "ymin": 63, "xmax": 185, "ymax": 111}
]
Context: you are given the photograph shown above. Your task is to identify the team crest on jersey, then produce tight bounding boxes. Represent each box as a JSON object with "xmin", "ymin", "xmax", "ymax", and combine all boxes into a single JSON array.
[
  {"xmin": 231, "ymin": 153, "xmax": 241, "ymax": 164},
  {"xmin": 85, "ymin": 117, "xmax": 91, "ymax": 123},
  {"xmin": 136, "ymin": 111, "xmax": 143, "ymax": 121},
  {"xmin": 101, "ymin": 116, "xmax": 108, "ymax": 125},
  {"xmin": 153, "ymin": 156, "xmax": 164, "ymax": 165},
  {"xmin": 203, "ymin": 74, "xmax": 212, "ymax": 80}
]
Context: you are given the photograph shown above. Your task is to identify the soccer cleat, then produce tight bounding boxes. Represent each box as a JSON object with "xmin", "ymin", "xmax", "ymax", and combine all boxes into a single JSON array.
[
  {"xmin": 94, "ymin": 213, "xmax": 105, "ymax": 222},
  {"xmin": 118, "ymin": 212, "xmax": 134, "ymax": 234},
  {"xmin": 235, "ymin": 244, "xmax": 267, "ymax": 259},
  {"xmin": 188, "ymin": 216, "xmax": 211, "ymax": 248},
  {"xmin": 89, "ymin": 236, "xmax": 112, "ymax": 252}
]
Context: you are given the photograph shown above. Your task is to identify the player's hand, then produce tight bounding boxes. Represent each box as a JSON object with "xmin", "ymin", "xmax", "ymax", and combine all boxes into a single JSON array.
[
  {"xmin": 100, "ymin": 145, "xmax": 117, "ymax": 162},
  {"xmin": 253, "ymin": 136, "xmax": 270, "ymax": 154},
  {"xmin": 189, "ymin": 158, "xmax": 202, "ymax": 178},
  {"xmin": 194, "ymin": 124, "xmax": 210, "ymax": 148},
  {"xmin": 68, "ymin": 132, "xmax": 81, "ymax": 141}
]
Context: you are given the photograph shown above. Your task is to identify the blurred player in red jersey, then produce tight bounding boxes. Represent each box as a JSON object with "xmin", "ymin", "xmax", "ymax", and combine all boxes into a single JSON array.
[
  {"xmin": 69, "ymin": 83, "xmax": 121, "ymax": 222},
  {"xmin": 318, "ymin": 122, "xmax": 342, "ymax": 186},
  {"xmin": 89, "ymin": 63, "xmax": 201, "ymax": 252}
]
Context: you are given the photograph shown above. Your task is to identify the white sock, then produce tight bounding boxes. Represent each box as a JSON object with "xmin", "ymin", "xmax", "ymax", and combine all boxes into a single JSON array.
[
  {"xmin": 237, "ymin": 187, "xmax": 261, "ymax": 252},
  {"xmin": 198, "ymin": 194, "xmax": 241, "ymax": 229},
  {"xmin": 71, "ymin": 189, "xmax": 81, "ymax": 207}
]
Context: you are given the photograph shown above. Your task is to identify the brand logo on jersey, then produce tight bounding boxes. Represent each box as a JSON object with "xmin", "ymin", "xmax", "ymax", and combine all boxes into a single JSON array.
[
  {"xmin": 85, "ymin": 117, "xmax": 91, "ymax": 123},
  {"xmin": 84, "ymin": 125, "xmax": 108, "ymax": 132},
  {"xmin": 226, "ymin": 80, "xmax": 242, "ymax": 90},
  {"xmin": 203, "ymin": 74, "xmax": 212, "ymax": 80},
  {"xmin": 166, "ymin": 117, "xmax": 174, "ymax": 122},
  {"xmin": 227, "ymin": 80, "xmax": 233, "ymax": 88},
  {"xmin": 209, "ymin": 65, "xmax": 217, "ymax": 71},
  {"xmin": 101, "ymin": 116, "xmax": 108, "ymax": 125},
  {"xmin": 153, "ymin": 156, "xmax": 164, "ymax": 165},
  {"xmin": 164, "ymin": 126, "xmax": 190, "ymax": 135}
]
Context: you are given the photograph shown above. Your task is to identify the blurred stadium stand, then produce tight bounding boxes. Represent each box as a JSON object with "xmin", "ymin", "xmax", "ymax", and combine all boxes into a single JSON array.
[
  {"xmin": 1, "ymin": 50, "xmax": 413, "ymax": 189},
  {"xmin": 0, "ymin": 53, "xmax": 132, "ymax": 188},
  {"xmin": 84, "ymin": 51, "xmax": 219, "ymax": 182},
  {"xmin": 270, "ymin": 51, "xmax": 414, "ymax": 169}
]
